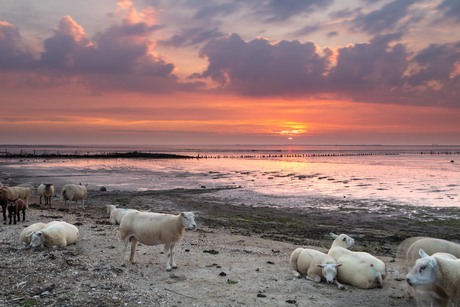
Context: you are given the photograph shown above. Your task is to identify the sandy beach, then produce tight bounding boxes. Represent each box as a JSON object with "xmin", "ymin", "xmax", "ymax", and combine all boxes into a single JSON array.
[{"xmin": 1, "ymin": 165, "xmax": 459, "ymax": 306}]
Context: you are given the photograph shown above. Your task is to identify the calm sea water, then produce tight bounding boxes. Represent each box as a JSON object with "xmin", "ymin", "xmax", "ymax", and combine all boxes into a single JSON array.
[{"xmin": 1, "ymin": 144, "xmax": 459, "ymax": 209}]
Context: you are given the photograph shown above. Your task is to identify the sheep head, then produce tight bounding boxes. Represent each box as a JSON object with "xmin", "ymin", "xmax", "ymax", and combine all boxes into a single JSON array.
[
  {"xmin": 318, "ymin": 263, "xmax": 342, "ymax": 284},
  {"xmin": 330, "ymin": 233, "xmax": 355, "ymax": 248},
  {"xmin": 181, "ymin": 212, "xmax": 197, "ymax": 231},
  {"xmin": 406, "ymin": 248, "xmax": 438, "ymax": 286},
  {"xmin": 29, "ymin": 231, "xmax": 45, "ymax": 248}
]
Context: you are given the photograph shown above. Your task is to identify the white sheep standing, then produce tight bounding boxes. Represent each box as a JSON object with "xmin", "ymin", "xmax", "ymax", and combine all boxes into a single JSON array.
[
  {"xmin": 37, "ymin": 183, "xmax": 55, "ymax": 206},
  {"xmin": 402, "ymin": 237, "xmax": 460, "ymax": 307},
  {"xmin": 106, "ymin": 205, "xmax": 138, "ymax": 225},
  {"xmin": 405, "ymin": 237, "xmax": 460, "ymax": 267},
  {"xmin": 290, "ymin": 247, "xmax": 344, "ymax": 289},
  {"xmin": 119, "ymin": 211, "xmax": 197, "ymax": 271},
  {"xmin": 406, "ymin": 249, "xmax": 460, "ymax": 305},
  {"xmin": 327, "ymin": 233, "xmax": 387, "ymax": 289},
  {"xmin": 19, "ymin": 222, "xmax": 47, "ymax": 245},
  {"xmin": 9, "ymin": 186, "xmax": 32, "ymax": 205},
  {"xmin": 29, "ymin": 221, "xmax": 80, "ymax": 248},
  {"xmin": 61, "ymin": 183, "xmax": 87, "ymax": 208}
]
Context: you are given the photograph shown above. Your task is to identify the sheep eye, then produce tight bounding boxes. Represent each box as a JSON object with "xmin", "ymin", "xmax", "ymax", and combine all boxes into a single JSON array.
[
  {"xmin": 419, "ymin": 264, "xmax": 427, "ymax": 273},
  {"xmin": 342, "ymin": 238, "xmax": 346, "ymax": 241}
]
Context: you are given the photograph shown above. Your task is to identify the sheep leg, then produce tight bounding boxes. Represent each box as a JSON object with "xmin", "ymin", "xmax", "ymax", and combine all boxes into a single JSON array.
[
  {"xmin": 120, "ymin": 237, "xmax": 130, "ymax": 265},
  {"xmin": 21, "ymin": 208, "xmax": 25, "ymax": 222},
  {"xmin": 292, "ymin": 270, "xmax": 301, "ymax": 278},
  {"xmin": 306, "ymin": 274, "xmax": 321, "ymax": 283},
  {"xmin": 8, "ymin": 205, "xmax": 13, "ymax": 225},
  {"xmin": 39, "ymin": 195, "xmax": 42, "ymax": 204},
  {"xmin": 8, "ymin": 204, "xmax": 16, "ymax": 224},
  {"xmin": 129, "ymin": 238, "xmax": 138, "ymax": 263},
  {"xmin": 2, "ymin": 204, "xmax": 6, "ymax": 224},
  {"xmin": 164, "ymin": 243, "xmax": 177, "ymax": 271},
  {"xmin": 334, "ymin": 279, "xmax": 345, "ymax": 290}
]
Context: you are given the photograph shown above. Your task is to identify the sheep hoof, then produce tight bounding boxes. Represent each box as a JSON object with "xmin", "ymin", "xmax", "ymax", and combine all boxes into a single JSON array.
[
  {"xmin": 166, "ymin": 268, "xmax": 172, "ymax": 272},
  {"xmin": 338, "ymin": 285, "xmax": 345, "ymax": 290}
]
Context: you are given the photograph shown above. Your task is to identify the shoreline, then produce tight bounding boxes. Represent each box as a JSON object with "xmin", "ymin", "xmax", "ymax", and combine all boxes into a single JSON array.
[
  {"xmin": 85, "ymin": 187, "xmax": 460, "ymax": 257},
  {"xmin": 1, "ymin": 185, "xmax": 459, "ymax": 305},
  {"xmin": 1, "ymin": 160, "xmax": 459, "ymax": 256}
]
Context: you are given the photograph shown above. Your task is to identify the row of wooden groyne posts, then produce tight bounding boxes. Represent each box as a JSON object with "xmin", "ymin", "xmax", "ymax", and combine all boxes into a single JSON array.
[{"xmin": 0, "ymin": 150, "xmax": 459, "ymax": 160}]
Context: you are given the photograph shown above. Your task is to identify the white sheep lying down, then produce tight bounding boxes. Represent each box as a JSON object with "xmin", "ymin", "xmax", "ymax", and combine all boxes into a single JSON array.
[
  {"xmin": 406, "ymin": 249, "xmax": 460, "ymax": 305},
  {"xmin": 61, "ymin": 184, "xmax": 87, "ymax": 207},
  {"xmin": 19, "ymin": 222, "xmax": 47, "ymax": 245},
  {"xmin": 328, "ymin": 233, "xmax": 387, "ymax": 289},
  {"xmin": 403, "ymin": 237, "xmax": 460, "ymax": 307},
  {"xmin": 290, "ymin": 248, "xmax": 344, "ymax": 289},
  {"xmin": 106, "ymin": 205, "xmax": 138, "ymax": 225},
  {"xmin": 29, "ymin": 221, "xmax": 80, "ymax": 248},
  {"xmin": 119, "ymin": 211, "xmax": 197, "ymax": 271}
]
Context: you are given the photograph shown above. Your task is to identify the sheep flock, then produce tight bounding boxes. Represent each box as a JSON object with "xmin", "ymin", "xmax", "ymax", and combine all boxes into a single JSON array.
[{"xmin": 1, "ymin": 181, "xmax": 460, "ymax": 306}]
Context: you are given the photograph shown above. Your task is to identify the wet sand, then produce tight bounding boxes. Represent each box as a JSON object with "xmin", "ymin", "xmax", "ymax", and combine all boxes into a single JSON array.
[{"xmin": 1, "ymin": 163, "xmax": 459, "ymax": 306}]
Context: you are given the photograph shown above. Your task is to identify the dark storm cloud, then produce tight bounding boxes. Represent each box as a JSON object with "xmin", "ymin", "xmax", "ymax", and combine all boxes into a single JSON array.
[
  {"xmin": 255, "ymin": 0, "xmax": 335, "ymax": 22},
  {"xmin": 196, "ymin": 33, "xmax": 329, "ymax": 96},
  {"xmin": 0, "ymin": 22, "xmax": 34, "ymax": 69},
  {"xmin": 196, "ymin": 31, "xmax": 460, "ymax": 106},
  {"xmin": 159, "ymin": 27, "xmax": 224, "ymax": 47},
  {"xmin": 328, "ymin": 33, "xmax": 408, "ymax": 90},
  {"xmin": 437, "ymin": 0, "xmax": 460, "ymax": 23},
  {"xmin": 1, "ymin": 15, "xmax": 203, "ymax": 92},
  {"xmin": 351, "ymin": 0, "xmax": 416, "ymax": 34},
  {"xmin": 292, "ymin": 24, "xmax": 321, "ymax": 37},
  {"xmin": 192, "ymin": 2, "xmax": 239, "ymax": 19}
]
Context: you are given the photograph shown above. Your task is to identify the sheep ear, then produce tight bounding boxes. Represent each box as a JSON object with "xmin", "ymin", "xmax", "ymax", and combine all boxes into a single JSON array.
[
  {"xmin": 335, "ymin": 263, "xmax": 342, "ymax": 268},
  {"xmin": 317, "ymin": 264, "xmax": 325, "ymax": 268},
  {"xmin": 330, "ymin": 233, "xmax": 338, "ymax": 239},
  {"xmin": 419, "ymin": 248, "xmax": 429, "ymax": 258}
]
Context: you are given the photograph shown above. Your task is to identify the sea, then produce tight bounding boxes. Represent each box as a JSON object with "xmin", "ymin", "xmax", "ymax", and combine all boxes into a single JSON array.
[{"xmin": 1, "ymin": 144, "xmax": 459, "ymax": 210}]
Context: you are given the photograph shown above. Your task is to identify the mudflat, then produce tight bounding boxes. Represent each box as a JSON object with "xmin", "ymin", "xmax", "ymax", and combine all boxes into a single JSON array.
[{"xmin": 1, "ymin": 173, "xmax": 459, "ymax": 306}]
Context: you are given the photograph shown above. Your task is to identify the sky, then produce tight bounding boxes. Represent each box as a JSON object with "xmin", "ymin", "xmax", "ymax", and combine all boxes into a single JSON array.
[{"xmin": 0, "ymin": 0, "xmax": 459, "ymax": 145}]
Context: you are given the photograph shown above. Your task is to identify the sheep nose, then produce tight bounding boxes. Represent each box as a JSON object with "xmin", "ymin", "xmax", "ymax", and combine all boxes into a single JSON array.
[{"xmin": 406, "ymin": 278, "xmax": 413, "ymax": 286}]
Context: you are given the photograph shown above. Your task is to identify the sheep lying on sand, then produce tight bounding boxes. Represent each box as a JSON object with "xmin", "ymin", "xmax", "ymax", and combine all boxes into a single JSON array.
[
  {"xmin": 29, "ymin": 221, "xmax": 80, "ymax": 248},
  {"xmin": 19, "ymin": 222, "xmax": 47, "ymax": 245},
  {"xmin": 328, "ymin": 233, "xmax": 387, "ymax": 289},
  {"xmin": 8, "ymin": 198, "xmax": 27, "ymax": 224},
  {"xmin": 406, "ymin": 249, "xmax": 460, "ymax": 305},
  {"xmin": 61, "ymin": 184, "xmax": 87, "ymax": 207},
  {"xmin": 106, "ymin": 205, "xmax": 138, "ymax": 225},
  {"xmin": 290, "ymin": 247, "xmax": 344, "ymax": 289},
  {"xmin": 401, "ymin": 237, "xmax": 460, "ymax": 307},
  {"xmin": 119, "ymin": 211, "xmax": 197, "ymax": 271},
  {"xmin": 37, "ymin": 183, "xmax": 55, "ymax": 206}
]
